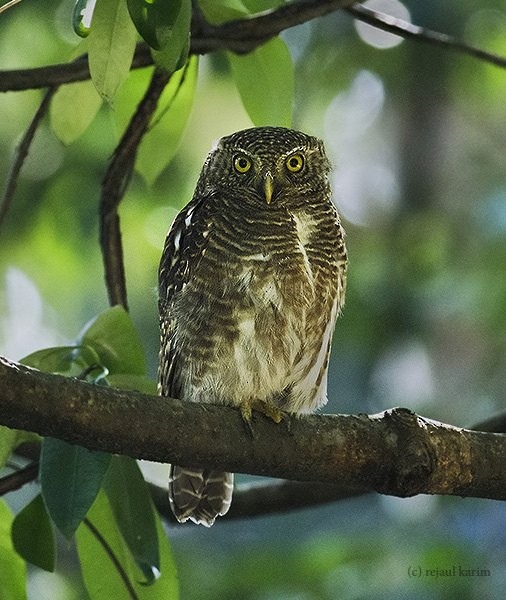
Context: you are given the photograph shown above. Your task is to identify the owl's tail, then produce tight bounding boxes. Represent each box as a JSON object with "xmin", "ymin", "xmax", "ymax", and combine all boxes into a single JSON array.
[{"xmin": 168, "ymin": 466, "xmax": 233, "ymax": 527}]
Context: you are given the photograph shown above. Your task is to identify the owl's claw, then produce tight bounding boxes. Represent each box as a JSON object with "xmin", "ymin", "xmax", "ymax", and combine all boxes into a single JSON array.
[{"xmin": 240, "ymin": 399, "xmax": 289, "ymax": 438}]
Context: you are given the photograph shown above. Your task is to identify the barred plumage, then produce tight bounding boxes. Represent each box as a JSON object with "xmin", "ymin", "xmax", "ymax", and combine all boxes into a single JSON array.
[{"xmin": 158, "ymin": 127, "xmax": 347, "ymax": 526}]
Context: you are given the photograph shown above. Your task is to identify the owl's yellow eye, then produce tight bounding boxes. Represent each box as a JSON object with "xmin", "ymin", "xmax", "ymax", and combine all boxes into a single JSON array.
[
  {"xmin": 233, "ymin": 155, "xmax": 252, "ymax": 173},
  {"xmin": 286, "ymin": 153, "xmax": 304, "ymax": 173}
]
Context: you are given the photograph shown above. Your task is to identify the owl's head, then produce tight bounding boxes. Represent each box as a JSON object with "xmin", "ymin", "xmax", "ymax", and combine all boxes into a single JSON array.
[{"xmin": 198, "ymin": 127, "xmax": 331, "ymax": 208}]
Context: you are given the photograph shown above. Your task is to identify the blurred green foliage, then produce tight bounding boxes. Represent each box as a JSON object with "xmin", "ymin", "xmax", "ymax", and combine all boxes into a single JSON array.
[{"xmin": 0, "ymin": 0, "xmax": 505, "ymax": 599}]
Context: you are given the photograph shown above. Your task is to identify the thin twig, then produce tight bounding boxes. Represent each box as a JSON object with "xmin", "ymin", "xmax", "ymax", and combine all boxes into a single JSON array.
[
  {"xmin": 0, "ymin": 87, "xmax": 57, "ymax": 230},
  {"xmin": 99, "ymin": 69, "xmax": 171, "ymax": 308},
  {"xmin": 346, "ymin": 5, "xmax": 506, "ymax": 69},
  {"xmin": 0, "ymin": 0, "xmax": 23, "ymax": 15},
  {"xmin": 0, "ymin": 461, "xmax": 38, "ymax": 496},
  {"xmin": 83, "ymin": 517, "xmax": 140, "ymax": 600}
]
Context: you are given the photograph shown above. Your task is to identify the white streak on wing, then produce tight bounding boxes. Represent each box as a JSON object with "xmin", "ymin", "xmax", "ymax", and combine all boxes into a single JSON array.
[
  {"xmin": 242, "ymin": 253, "xmax": 269, "ymax": 261},
  {"xmin": 184, "ymin": 206, "xmax": 194, "ymax": 228},
  {"xmin": 173, "ymin": 229, "xmax": 182, "ymax": 252},
  {"xmin": 292, "ymin": 213, "xmax": 316, "ymax": 289},
  {"xmin": 292, "ymin": 212, "xmax": 313, "ymax": 246}
]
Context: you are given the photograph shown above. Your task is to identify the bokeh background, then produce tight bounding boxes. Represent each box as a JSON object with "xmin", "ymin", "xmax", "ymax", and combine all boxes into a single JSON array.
[{"xmin": 1, "ymin": 0, "xmax": 505, "ymax": 598}]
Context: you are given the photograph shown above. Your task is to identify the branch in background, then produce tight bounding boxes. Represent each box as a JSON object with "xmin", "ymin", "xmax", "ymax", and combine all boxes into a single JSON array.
[
  {"xmin": 1, "ymin": 0, "xmax": 505, "ymax": 94},
  {"xmin": 0, "ymin": 87, "xmax": 56, "ymax": 230},
  {"xmin": 5, "ymin": 443, "xmax": 367, "ymax": 520},
  {"xmin": 99, "ymin": 69, "xmax": 171, "ymax": 308},
  {"xmin": 150, "ymin": 479, "xmax": 367, "ymax": 523},
  {"xmin": 0, "ymin": 461, "xmax": 38, "ymax": 496},
  {"xmin": 469, "ymin": 412, "xmax": 506, "ymax": 434},
  {"xmin": 346, "ymin": 5, "xmax": 506, "ymax": 69},
  {"xmin": 1, "ymin": 357, "xmax": 505, "ymax": 502}
]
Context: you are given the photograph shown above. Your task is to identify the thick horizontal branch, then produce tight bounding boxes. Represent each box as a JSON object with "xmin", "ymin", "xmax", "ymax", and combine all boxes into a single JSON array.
[
  {"xmin": 1, "ymin": 0, "xmax": 505, "ymax": 93},
  {"xmin": 0, "ymin": 357, "xmax": 505, "ymax": 502}
]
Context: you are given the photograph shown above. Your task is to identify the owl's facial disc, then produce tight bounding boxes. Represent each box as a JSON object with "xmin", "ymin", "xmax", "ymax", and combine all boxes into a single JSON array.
[{"xmin": 263, "ymin": 171, "xmax": 274, "ymax": 204}]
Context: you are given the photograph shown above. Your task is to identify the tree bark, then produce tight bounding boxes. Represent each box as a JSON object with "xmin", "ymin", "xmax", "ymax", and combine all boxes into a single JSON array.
[{"xmin": 1, "ymin": 357, "xmax": 504, "ymax": 501}]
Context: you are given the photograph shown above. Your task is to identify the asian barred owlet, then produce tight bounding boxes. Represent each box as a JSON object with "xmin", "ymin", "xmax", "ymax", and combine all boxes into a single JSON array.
[{"xmin": 158, "ymin": 126, "xmax": 347, "ymax": 526}]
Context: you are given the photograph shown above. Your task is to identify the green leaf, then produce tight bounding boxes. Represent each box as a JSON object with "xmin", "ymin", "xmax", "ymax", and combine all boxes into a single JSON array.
[
  {"xmin": 127, "ymin": 0, "xmax": 182, "ymax": 51},
  {"xmin": 104, "ymin": 457, "xmax": 159, "ymax": 582},
  {"xmin": 0, "ymin": 500, "xmax": 26, "ymax": 600},
  {"xmin": 88, "ymin": 0, "xmax": 138, "ymax": 104},
  {"xmin": 151, "ymin": 0, "xmax": 191, "ymax": 74},
  {"xmin": 77, "ymin": 490, "xmax": 178, "ymax": 599},
  {"xmin": 228, "ymin": 37, "xmax": 294, "ymax": 127},
  {"xmin": 73, "ymin": 0, "xmax": 96, "ymax": 38},
  {"xmin": 0, "ymin": 427, "xmax": 19, "ymax": 469},
  {"xmin": 135, "ymin": 56, "xmax": 198, "ymax": 185},
  {"xmin": 50, "ymin": 80, "xmax": 103, "ymax": 145},
  {"xmin": 0, "ymin": 427, "xmax": 39, "ymax": 469},
  {"xmin": 107, "ymin": 374, "xmax": 157, "ymax": 395},
  {"xmin": 198, "ymin": 0, "xmax": 248, "ymax": 23},
  {"xmin": 11, "ymin": 495, "xmax": 56, "ymax": 573},
  {"xmin": 40, "ymin": 438, "xmax": 111, "ymax": 540},
  {"xmin": 20, "ymin": 346, "xmax": 80, "ymax": 373},
  {"xmin": 78, "ymin": 306, "xmax": 147, "ymax": 376}
]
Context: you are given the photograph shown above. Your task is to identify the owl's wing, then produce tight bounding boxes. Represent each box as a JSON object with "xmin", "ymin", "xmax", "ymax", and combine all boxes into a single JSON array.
[{"xmin": 158, "ymin": 194, "xmax": 213, "ymax": 397}]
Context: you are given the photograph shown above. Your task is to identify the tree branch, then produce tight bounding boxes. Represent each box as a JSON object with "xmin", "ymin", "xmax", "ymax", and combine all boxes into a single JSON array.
[
  {"xmin": 99, "ymin": 69, "xmax": 171, "ymax": 308},
  {"xmin": 0, "ymin": 87, "xmax": 56, "ymax": 230},
  {"xmin": 1, "ymin": 356, "xmax": 504, "ymax": 502},
  {"xmin": 347, "ymin": 5, "xmax": 506, "ymax": 69},
  {"xmin": 0, "ymin": 461, "xmax": 38, "ymax": 496},
  {"xmin": 9, "ymin": 406, "xmax": 506, "ymax": 521},
  {"xmin": 150, "ymin": 479, "xmax": 367, "ymax": 523},
  {"xmin": 1, "ymin": 0, "xmax": 505, "ymax": 94}
]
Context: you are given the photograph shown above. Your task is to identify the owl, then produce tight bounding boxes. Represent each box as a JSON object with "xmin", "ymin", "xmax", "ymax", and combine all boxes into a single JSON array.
[{"xmin": 158, "ymin": 126, "xmax": 347, "ymax": 526}]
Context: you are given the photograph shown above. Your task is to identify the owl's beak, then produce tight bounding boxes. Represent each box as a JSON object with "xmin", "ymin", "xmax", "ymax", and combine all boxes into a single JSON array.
[{"xmin": 263, "ymin": 172, "xmax": 274, "ymax": 204}]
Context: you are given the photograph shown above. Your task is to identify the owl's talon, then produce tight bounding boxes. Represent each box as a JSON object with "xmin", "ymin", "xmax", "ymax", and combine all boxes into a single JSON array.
[
  {"xmin": 240, "ymin": 399, "xmax": 288, "ymax": 437},
  {"xmin": 240, "ymin": 403, "xmax": 256, "ymax": 438},
  {"xmin": 257, "ymin": 401, "xmax": 286, "ymax": 425}
]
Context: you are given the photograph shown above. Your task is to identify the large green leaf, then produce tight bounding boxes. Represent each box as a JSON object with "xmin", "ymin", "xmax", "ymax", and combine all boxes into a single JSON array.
[
  {"xmin": 21, "ymin": 345, "xmax": 81, "ymax": 374},
  {"xmin": 104, "ymin": 456, "xmax": 159, "ymax": 582},
  {"xmin": 0, "ymin": 500, "xmax": 26, "ymax": 600},
  {"xmin": 78, "ymin": 306, "xmax": 147, "ymax": 376},
  {"xmin": 11, "ymin": 494, "xmax": 56, "ymax": 573},
  {"xmin": 127, "ymin": 0, "xmax": 182, "ymax": 51},
  {"xmin": 228, "ymin": 37, "xmax": 294, "ymax": 127},
  {"xmin": 151, "ymin": 0, "xmax": 192, "ymax": 74},
  {"xmin": 77, "ymin": 490, "xmax": 178, "ymax": 599},
  {"xmin": 136, "ymin": 56, "xmax": 198, "ymax": 186},
  {"xmin": 88, "ymin": 0, "xmax": 138, "ymax": 104},
  {"xmin": 50, "ymin": 79, "xmax": 103, "ymax": 145},
  {"xmin": 40, "ymin": 438, "xmax": 111, "ymax": 540}
]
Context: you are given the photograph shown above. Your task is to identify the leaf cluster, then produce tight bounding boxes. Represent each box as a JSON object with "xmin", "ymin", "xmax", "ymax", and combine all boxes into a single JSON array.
[{"xmin": 0, "ymin": 307, "xmax": 176, "ymax": 598}]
